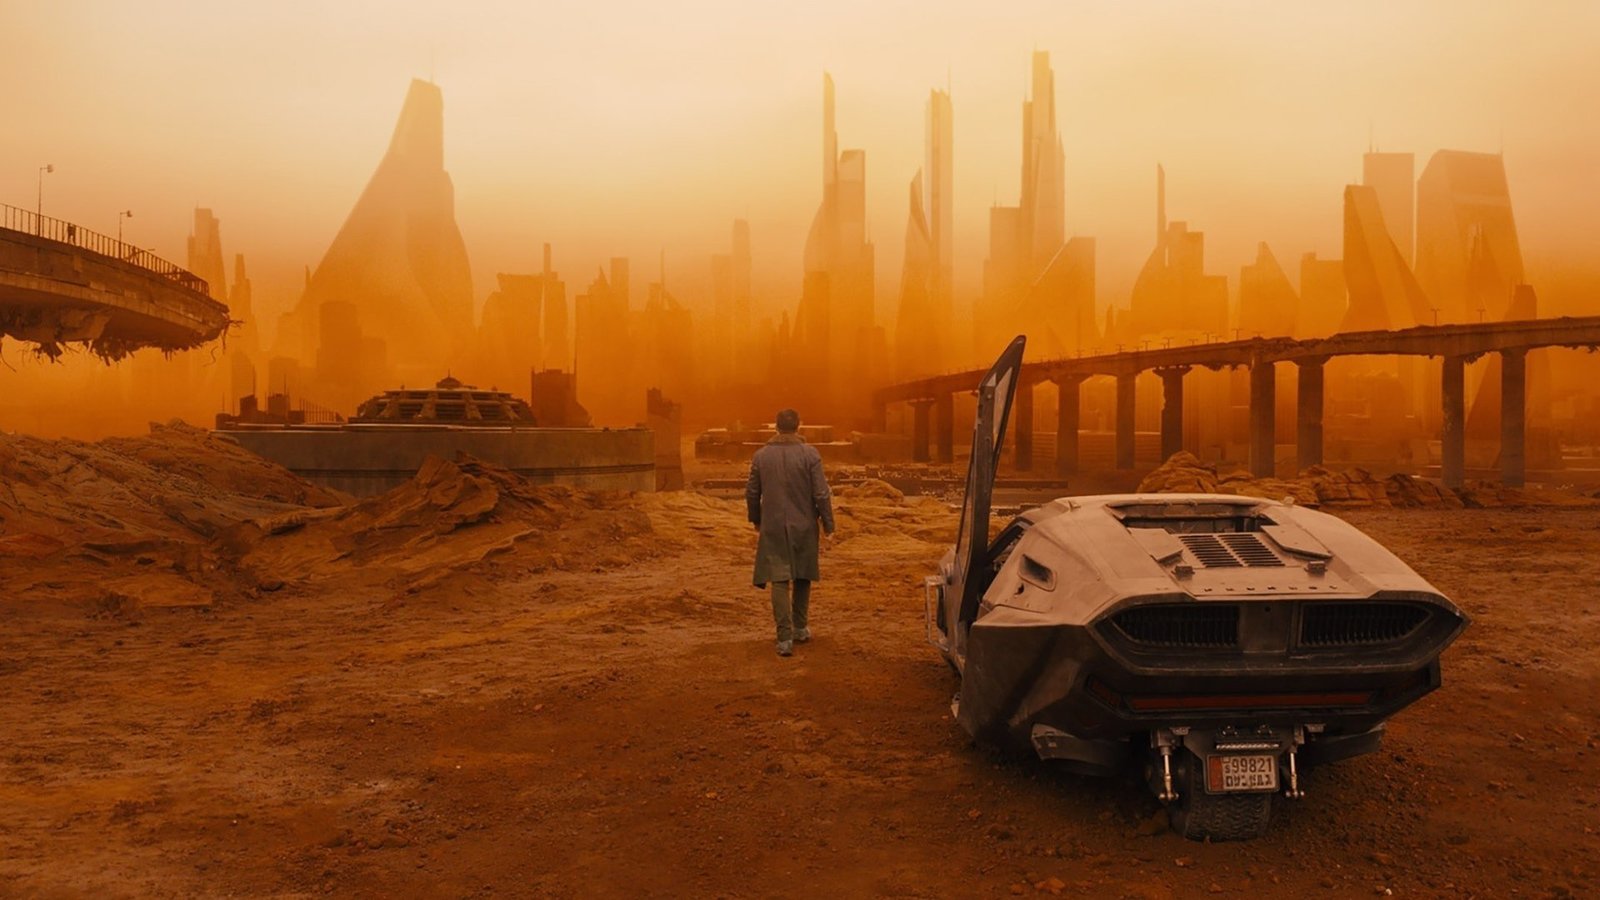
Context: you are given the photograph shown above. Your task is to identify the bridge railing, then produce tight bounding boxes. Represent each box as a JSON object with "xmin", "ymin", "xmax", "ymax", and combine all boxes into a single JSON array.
[{"xmin": 1, "ymin": 202, "xmax": 210, "ymax": 296}]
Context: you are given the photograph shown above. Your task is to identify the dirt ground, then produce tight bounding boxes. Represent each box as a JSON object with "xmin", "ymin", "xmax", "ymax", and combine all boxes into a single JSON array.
[{"xmin": 2, "ymin": 435, "xmax": 1598, "ymax": 898}]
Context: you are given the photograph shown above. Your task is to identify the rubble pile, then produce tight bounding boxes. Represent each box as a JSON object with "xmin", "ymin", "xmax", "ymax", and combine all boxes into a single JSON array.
[
  {"xmin": 1137, "ymin": 451, "xmax": 1597, "ymax": 509},
  {"xmin": 232, "ymin": 454, "xmax": 656, "ymax": 598},
  {"xmin": 0, "ymin": 425, "xmax": 670, "ymax": 610},
  {"xmin": 0, "ymin": 422, "xmax": 346, "ymax": 609}
]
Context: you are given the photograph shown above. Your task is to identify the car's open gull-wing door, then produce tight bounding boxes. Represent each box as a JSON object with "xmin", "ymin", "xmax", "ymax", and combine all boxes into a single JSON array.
[{"xmin": 940, "ymin": 335, "xmax": 1026, "ymax": 663}]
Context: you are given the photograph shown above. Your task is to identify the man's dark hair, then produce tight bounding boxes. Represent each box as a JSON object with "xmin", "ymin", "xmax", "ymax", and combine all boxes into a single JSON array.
[{"xmin": 775, "ymin": 408, "xmax": 801, "ymax": 434}]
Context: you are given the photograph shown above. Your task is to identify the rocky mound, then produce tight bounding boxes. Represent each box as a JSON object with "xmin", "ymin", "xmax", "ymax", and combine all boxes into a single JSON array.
[
  {"xmin": 0, "ymin": 421, "xmax": 346, "ymax": 610},
  {"xmin": 1136, "ymin": 451, "xmax": 1591, "ymax": 509},
  {"xmin": 0, "ymin": 427, "xmax": 669, "ymax": 612},
  {"xmin": 231, "ymin": 454, "xmax": 656, "ymax": 602}
]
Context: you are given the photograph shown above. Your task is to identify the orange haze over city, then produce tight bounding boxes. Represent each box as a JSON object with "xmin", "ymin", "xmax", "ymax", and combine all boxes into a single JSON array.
[{"xmin": 2, "ymin": 1, "xmax": 1598, "ymax": 437}]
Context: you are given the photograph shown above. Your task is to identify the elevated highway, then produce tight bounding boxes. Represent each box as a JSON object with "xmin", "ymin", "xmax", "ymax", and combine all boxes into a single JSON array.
[
  {"xmin": 0, "ymin": 203, "xmax": 229, "ymax": 360},
  {"xmin": 874, "ymin": 317, "xmax": 1600, "ymax": 489}
]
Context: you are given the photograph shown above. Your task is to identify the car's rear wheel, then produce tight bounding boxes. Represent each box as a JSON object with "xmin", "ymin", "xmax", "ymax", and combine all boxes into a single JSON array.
[{"xmin": 1168, "ymin": 753, "xmax": 1275, "ymax": 842}]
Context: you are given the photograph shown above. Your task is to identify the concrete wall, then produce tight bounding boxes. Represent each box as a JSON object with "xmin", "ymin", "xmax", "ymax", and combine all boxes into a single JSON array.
[{"xmin": 221, "ymin": 425, "xmax": 655, "ymax": 496}]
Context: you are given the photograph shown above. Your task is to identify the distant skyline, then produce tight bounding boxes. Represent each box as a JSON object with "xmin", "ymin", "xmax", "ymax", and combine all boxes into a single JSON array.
[{"xmin": 4, "ymin": 1, "xmax": 1598, "ymax": 339}]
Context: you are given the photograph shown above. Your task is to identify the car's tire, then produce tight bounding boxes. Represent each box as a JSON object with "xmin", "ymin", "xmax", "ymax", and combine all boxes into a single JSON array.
[{"xmin": 1169, "ymin": 753, "xmax": 1275, "ymax": 842}]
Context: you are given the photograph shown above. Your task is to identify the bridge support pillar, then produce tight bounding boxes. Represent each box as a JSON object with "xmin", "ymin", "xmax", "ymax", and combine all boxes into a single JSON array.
[
  {"xmin": 1116, "ymin": 372, "xmax": 1136, "ymax": 470},
  {"xmin": 1054, "ymin": 376, "xmax": 1082, "ymax": 476},
  {"xmin": 1501, "ymin": 350, "xmax": 1526, "ymax": 487},
  {"xmin": 1158, "ymin": 368, "xmax": 1186, "ymax": 462},
  {"xmin": 1249, "ymin": 361, "xmax": 1276, "ymax": 478},
  {"xmin": 909, "ymin": 399, "xmax": 934, "ymax": 463},
  {"xmin": 1442, "ymin": 356, "xmax": 1466, "ymax": 490},
  {"xmin": 1296, "ymin": 359, "xmax": 1325, "ymax": 472},
  {"xmin": 934, "ymin": 393, "xmax": 954, "ymax": 464},
  {"xmin": 1014, "ymin": 380, "xmax": 1035, "ymax": 472}
]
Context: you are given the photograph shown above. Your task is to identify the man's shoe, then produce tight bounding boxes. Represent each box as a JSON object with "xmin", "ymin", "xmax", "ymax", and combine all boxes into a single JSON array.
[
  {"xmin": 776, "ymin": 640, "xmax": 794, "ymax": 657},
  {"xmin": 794, "ymin": 627, "xmax": 813, "ymax": 644}
]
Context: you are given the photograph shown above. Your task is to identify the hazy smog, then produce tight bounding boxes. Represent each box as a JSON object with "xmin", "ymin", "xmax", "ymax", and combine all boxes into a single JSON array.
[
  {"xmin": 3, "ymin": 2, "xmax": 1600, "ymax": 436},
  {"xmin": 3, "ymin": 2, "xmax": 1600, "ymax": 895}
]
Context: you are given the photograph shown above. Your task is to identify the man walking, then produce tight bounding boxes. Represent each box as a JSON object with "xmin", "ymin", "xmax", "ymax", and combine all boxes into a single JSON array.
[{"xmin": 746, "ymin": 408, "xmax": 835, "ymax": 657}]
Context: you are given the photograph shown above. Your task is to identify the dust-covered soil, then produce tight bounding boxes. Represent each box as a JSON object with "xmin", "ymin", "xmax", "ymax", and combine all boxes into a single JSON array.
[{"xmin": 1, "ymin": 430, "xmax": 1598, "ymax": 898}]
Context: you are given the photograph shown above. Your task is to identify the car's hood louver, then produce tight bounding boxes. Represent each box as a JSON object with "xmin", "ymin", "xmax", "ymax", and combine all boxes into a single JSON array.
[{"xmin": 1178, "ymin": 533, "xmax": 1286, "ymax": 568}]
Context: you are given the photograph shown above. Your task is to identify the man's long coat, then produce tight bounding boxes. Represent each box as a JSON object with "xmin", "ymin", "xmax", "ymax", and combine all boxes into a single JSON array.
[{"xmin": 745, "ymin": 433, "xmax": 835, "ymax": 587}]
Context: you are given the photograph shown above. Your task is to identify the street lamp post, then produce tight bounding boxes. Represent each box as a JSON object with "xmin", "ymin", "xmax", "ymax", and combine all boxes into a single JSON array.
[
  {"xmin": 36, "ymin": 164, "xmax": 54, "ymax": 234},
  {"xmin": 118, "ymin": 209, "xmax": 133, "ymax": 245}
]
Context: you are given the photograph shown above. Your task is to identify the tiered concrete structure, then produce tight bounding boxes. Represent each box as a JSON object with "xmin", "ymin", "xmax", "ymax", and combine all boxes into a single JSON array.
[{"xmin": 220, "ymin": 375, "xmax": 653, "ymax": 496}]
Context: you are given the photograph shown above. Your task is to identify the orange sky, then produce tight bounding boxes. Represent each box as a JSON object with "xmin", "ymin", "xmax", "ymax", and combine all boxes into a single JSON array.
[{"xmin": 4, "ymin": 1, "xmax": 1598, "ymax": 336}]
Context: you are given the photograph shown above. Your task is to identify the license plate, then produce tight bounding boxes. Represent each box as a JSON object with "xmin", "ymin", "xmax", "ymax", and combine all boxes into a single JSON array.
[{"xmin": 1205, "ymin": 754, "xmax": 1279, "ymax": 793}]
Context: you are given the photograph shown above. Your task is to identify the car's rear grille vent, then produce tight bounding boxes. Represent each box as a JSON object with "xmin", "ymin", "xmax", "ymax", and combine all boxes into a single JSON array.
[
  {"xmin": 1177, "ymin": 533, "xmax": 1283, "ymax": 568},
  {"xmin": 1300, "ymin": 602, "xmax": 1430, "ymax": 646},
  {"xmin": 1111, "ymin": 604, "xmax": 1240, "ymax": 648},
  {"xmin": 1179, "ymin": 534, "xmax": 1241, "ymax": 567},
  {"xmin": 1218, "ymin": 533, "xmax": 1284, "ymax": 567}
]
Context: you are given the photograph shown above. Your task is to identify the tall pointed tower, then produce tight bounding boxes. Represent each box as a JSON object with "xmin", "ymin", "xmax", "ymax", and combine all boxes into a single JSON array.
[{"xmin": 285, "ymin": 79, "xmax": 474, "ymax": 391}]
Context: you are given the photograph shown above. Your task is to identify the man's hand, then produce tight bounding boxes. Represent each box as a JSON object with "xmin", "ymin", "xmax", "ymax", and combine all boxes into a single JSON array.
[{"xmin": 821, "ymin": 531, "xmax": 835, "ymax": 553}]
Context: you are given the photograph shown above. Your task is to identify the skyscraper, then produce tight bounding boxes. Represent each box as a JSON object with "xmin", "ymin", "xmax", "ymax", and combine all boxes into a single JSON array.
[
  {"xmin": 1362, "ymin": 152, "xmax": 1415, "ymax": 265},
  {"xmin": 1009, "ymin": 237, "xmax": 1096, "ymax": 358},
  {"xmin": 731, "ymin": 219, "xmax": 753, "ymax": 381},
  {"xmin": 1297, "ymin": 252, "xmax": 1347, "ymax": 338},
  {"xmin": 1415, "ymin": 151, "xmax": 1540, "ymax": 437},
  {"xmin": 926, "ymin": 88, "xmax": 953, "ymax": 364},
  {"xmin": 1341, "ymin": 184, "xmax": 1430, "ymax": 331},
  {"xmin": 1415, "ymin": 150, "xmax": 1524, "ymax": 323},
  {"xmin": 186, "ymin": 209, "xmax": 228, "ymax": 303},
  {"xmin": 573, "ymin": 257, "xmax": 635, "ymax": 425},
  {"xmin": 281, "ymin": 79, "xmax": 474, "ymax": 388},
  {"xmin": 800, "ymin": 73, "xmax": 876, "ymax": 412},
  {"xmin": 1237, "ymin": 242, "xmax": 1299, "ymax": 338},
  {"xmin": 894, "ymin": 170, "xmax": 934, "ymax": 381},
  {"xmin": 1020, "ymin": 51, "xmax": 1065, "ymax": 270},
  {"xmin": 1125, "ymin": 166, "xmax": 1228, "ymax": 340},
  {"xmin": 540, "ymin": 243, "xmax": 569, "ymax": 371},
  {"xmin": 981, "ymin": 50, "xmax": 1066, "ymax": 340}
]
